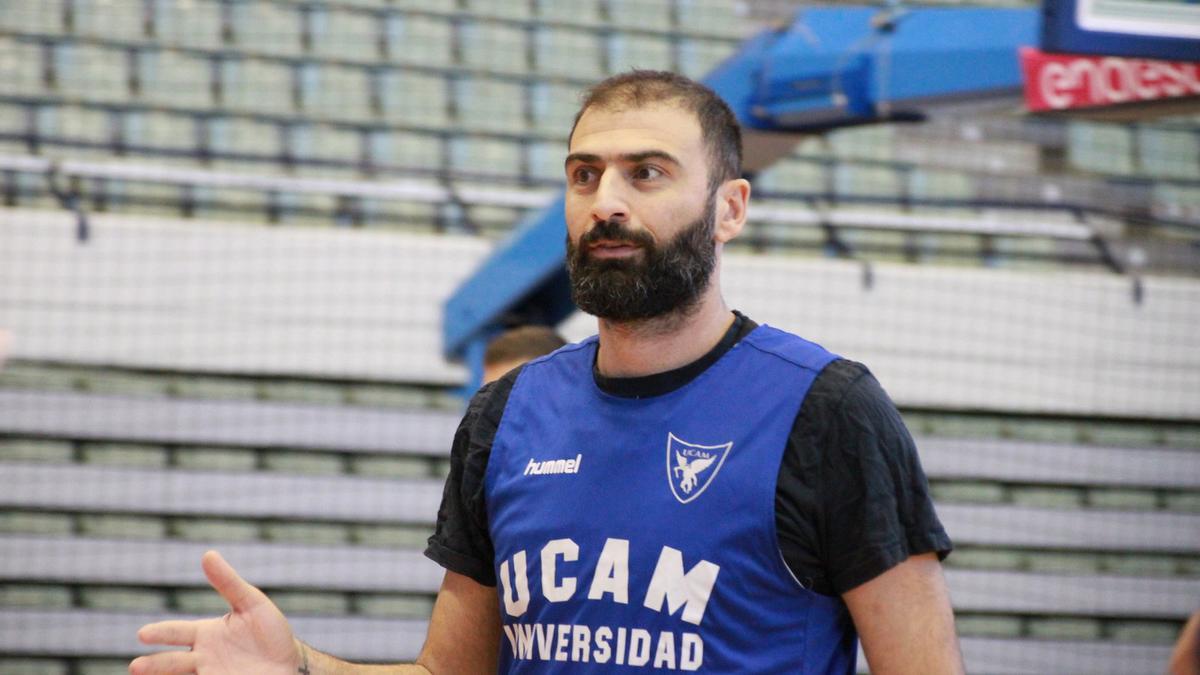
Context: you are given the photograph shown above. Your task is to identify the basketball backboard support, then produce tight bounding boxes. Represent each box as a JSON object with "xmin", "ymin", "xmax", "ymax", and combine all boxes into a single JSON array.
[
  {"xmin": 1042, "ymin": 0, "xmax": 1200, "ymax": 60},
  {"xmin": 1027, "ymin": 0, "xmax": 1199, "ymax": 116}
]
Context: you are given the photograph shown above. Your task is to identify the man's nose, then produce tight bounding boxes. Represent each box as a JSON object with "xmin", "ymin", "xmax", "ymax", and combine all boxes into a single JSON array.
[{"xmin": 590, "ymin": 170, "xmax": 629, "ymax": 224}]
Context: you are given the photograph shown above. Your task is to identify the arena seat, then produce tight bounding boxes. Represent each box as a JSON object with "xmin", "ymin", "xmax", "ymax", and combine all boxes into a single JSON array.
[
  {"xmin": 529, "ymin": 80, "xmax": 588, "ymax": 135},
  {"xmin": 938, "ymin": 503, "xmax": 1200, "ymax": 553},
  {"xmin": 744, "ymin": 201, "xmax": 1095, "ymax": 240},
  {"xmin": 309, "ymin": 5, "xmax": 382, "ymax": 62},
  {"xmin": 459, "ymin": 20, "xmax": 530, "ymax": 75},
  {"xmin": 4, "ymin": 390, "xmax": 1196, "ymax": 482},
  {"xmin": 0, "ymin": 608, "xmax": 428, "ymax": 662},
  {"xmin": 607, "ymin": 32, "xmax": 676, "ymax": 72},
  {"xmin": 895, "ymin": 135, "xmax": 1043, "ymax": 175},
  {"xmin": 207, "ymin": 115, "xmax": 285, "ymax": 167},
  {"xmin": 1154, "ymin": 182, "xmax": 1200, "ymax": 221},
  {"xmin": 38, "ymin": 105, "xmax": 115, "ymax": 157},
  {"xmin": 832, "ymin": 164, "xmax": 906, "ymax": 199},
  {"xmin": 382, "ymin": 13, "xmax": 454, "ymax": 66},
  {"xmin": 944, "ymin": 568, "xmax": 1198, "ymax": 619},
  {"xmin": 378, "ymin": 69, "xmax": 451, "ymax": 128},
  {"xmin": 299, "ymin": 62, "xmax": 374, "ymax": 122},
  {"xmin": 219, "ymin": 57, "xmax": 296, "ymax": 115},
  {"xmin": 906, "ymin": 167, "xmax": 977, "ymax": 202},
  {"xmin": 3, "ymin": 389, "xmax": 1197, "ymax": 560},
  {"xmin": 676, "ymin": 0, "xmax": 750, "ymax": 37},
  {"xmin": 1068, "ymin": 120, "xmax": 1136, "ymax": 176},
  {"xmin": 3, "ymin": 534, "xmax": 1195, "ymax": 622},
  {"xmin": 0, "ymin": 465, "xmax": 443, "ymax": 525},
  {"xmin": 526, "ymin": 139, "xmax": 570, "ymax": 183},
  {"xmin": 532, "ymin": 26, "xmax": 607, "ymax": 78},
  {"xmin": 953, "ymin": 637, "xmax": 1172, "ymax": 675},
  {"xmin": 367, "ymin": 128, "xmax": 445, "ymax": 173},
  {"xmin": 829, "ymin": 126, "xmax": 897, "ymax": 162},
  {"xmin": 71, "ymin": 0, "xmax": 147, "ymax": 42},
  {"xmin": 678, "ymin": 36, "xmax": 737, "ymax": 78},
  {"xmin": 136, "ymin": 49, "xmax": 215, "ymax": 109},
  {"xmin": 388, "ymin": 0, "xmax": 459, "ymax": 12},
  {"xmin": 0, "ymin": 389, "xmax": 459, "ymax": 455},
  {"xmin": 153, "ymin": 0, "xmax": 225, "ymax": 50},
  {"xmin": 0, "ymin": 536, "xmax": 443, "ymax": 593},
  {"xmin": 917, "ymin": 436, "xmax": 1200, "ymax": 489},
  {"xmin": 228, "ymin": 1, "xmax": 305, "ymax": 57},
  {"xmin": 0, "ymin": 102, "xmax": 29, "ymax": 154},
  {"xmin": 453, "ymin": 77, "xmax": 529, "ymax": 133},
  {"xmin": 1138, "ymin": 126, "xmax": 1200, "ymax": 180},
  {"xmin": 2, "ymin": 459, "xmax": 1198, "ymax": 554},
  {"xmin": 607, "ymin": 0, "xmax": 675, "ymax": 31},
  {"xmin": 357, "ymin": 197, "xmax": 440, "ymax": 229},
  {"xmin": 753, "ymin": 159, "xmax": 828, "ymax": 196},
  {"xmin": 54, "ymin": 42, "xmax": 130, "ymax": 103},
  {"xmin": 290, "ymin": 123, "xmax": 365, "ymax": 177},
  {"xmin": 534, "ymin": 0, "xmax": 603, "ymax": 26},
  {"xmin": 449, "ymin": 136, "xmax": 526, "ymax": 181},
  {"xmin": 467, "ymin": 0, "xmax": 533, "ymax": 21},
  {"xmin": 0, "ymin": 0, "xmax": 63, "ymax": 34},
  {"xmin": 122, "ymin": 110, "xmax": 199, "ymax": 155}
]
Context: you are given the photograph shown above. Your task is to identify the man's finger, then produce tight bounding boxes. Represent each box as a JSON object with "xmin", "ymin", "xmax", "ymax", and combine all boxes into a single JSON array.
[
  {"xmin": 201, "ymin": 549, "xmax": 267, "ymax": 614},
  {"xmin": 128, "ymin": 649, "xmax": 198, "ymax": 675},
  {"xmin": 137, "ymin": 619, "xmax": 199, "ymax": 646}
]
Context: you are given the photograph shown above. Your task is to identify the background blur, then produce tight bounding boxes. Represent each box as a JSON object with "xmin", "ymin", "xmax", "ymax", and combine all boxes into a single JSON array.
[{"xmin": 0, "ymin": 0, "xmax": 1197, "ymax": 673}]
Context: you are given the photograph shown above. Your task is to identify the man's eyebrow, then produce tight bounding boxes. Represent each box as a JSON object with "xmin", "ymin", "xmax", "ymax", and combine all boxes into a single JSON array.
[
  {"xmin": 564, "ymin": 150, "xmax": 682, "ymax": 169},
  {"xmin": 564, "ymin": 152, "xmax": 601, "ymax": 168}
]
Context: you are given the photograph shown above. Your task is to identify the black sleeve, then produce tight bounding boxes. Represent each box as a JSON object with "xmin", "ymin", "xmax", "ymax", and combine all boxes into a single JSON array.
[
  {"xmin": 775, "ymin": 359, "xmax": 952, "ymax": 596},
  {"xmin": 423, "ymin": 368, "xmax": 519, "ymax": 587}
]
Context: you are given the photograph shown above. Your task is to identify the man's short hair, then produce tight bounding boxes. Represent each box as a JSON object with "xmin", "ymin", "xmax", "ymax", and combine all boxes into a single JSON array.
[
  {"xmin": 569, "ymin": 70, "xmax": 743, "ymax": 192},
  {"xmin": 484, "ymin": 325, "xmax": 567, "ymax": 367}
]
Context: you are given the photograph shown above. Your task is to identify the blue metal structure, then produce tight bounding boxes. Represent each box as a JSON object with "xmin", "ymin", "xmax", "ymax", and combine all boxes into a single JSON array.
[
  {"xmin": 727, "ymin": 7, "xmax": 1038, "ymax": 129},
  {"xmin": 443, "ymin": 6, "xmax": 1040, "ymax": 392}
]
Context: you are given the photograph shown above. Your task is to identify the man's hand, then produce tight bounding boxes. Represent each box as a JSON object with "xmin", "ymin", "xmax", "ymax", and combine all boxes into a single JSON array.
[
  {"xmin": 1169, "ymin": 611, "xmax": 1200, "ymax": 675},
  {"xmin": 129, "ymin": 550, "xmax": 301, "ymax": 675}
]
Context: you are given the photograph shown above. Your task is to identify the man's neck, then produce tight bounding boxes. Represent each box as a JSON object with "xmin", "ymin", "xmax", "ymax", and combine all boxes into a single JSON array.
[{"xmin": 594, "ymin": 287, "xmax": 735, "ymax": 379}]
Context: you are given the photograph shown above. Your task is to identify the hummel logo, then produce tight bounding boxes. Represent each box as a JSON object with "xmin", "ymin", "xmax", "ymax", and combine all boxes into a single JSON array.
[{"xmin": 524, "ymin": 454, "xmax": 583, "ymax": 476}]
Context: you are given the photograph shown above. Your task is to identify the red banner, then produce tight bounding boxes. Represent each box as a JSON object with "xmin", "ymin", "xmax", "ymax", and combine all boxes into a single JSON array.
[{"xmin": 1020, "ymin": 47, "xmax": 1200, "ymax": 112}]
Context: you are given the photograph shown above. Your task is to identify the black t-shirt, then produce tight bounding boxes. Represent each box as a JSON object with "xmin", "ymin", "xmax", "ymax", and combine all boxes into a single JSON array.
[{"xmin": 425, "ymin": 312, "xmax": 951, "ymax": 596}]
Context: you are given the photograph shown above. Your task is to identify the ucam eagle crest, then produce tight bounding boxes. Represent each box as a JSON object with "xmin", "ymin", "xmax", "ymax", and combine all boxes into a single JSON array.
[{"xmin": 666, "ymin": 433, "xmax": 732, "ymax": 504}]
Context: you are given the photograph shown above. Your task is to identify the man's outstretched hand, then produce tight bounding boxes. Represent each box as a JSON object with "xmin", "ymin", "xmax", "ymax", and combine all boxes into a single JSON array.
[{"xmin": 130, "ymin": 550, "xmax": 301, "ymax": 675}]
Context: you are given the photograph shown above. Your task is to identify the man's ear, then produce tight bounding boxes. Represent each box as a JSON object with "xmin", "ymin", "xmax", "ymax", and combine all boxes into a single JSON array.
[{"xmin": 714, "ymin": 178, "xmax": 750, "ymax": 244}]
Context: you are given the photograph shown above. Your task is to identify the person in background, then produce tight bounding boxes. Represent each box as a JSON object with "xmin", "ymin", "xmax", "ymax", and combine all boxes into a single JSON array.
[{"xmin": 482, "ymin": 326, "xmax": 567, "ymax": 385}]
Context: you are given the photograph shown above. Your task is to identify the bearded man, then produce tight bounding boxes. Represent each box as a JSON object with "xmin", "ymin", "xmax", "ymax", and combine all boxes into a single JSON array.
[{"xmin": 132, "ymin": 71, "xmax": 963, "ymax": 675}]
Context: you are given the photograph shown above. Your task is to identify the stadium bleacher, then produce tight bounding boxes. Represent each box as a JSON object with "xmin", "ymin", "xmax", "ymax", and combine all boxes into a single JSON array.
[
  {"xmin": 1, "ymin": 1, "xmax": 1198, "ymax": 673},
  {"xmin": 1, "ymin": 378, "xmax": 1197, "ymax": 672}
]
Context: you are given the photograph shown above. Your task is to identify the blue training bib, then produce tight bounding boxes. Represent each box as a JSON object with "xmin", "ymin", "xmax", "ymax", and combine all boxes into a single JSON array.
[{"xmin": 485, "ymin": 325, "xmax": 857, "ymax": 674}]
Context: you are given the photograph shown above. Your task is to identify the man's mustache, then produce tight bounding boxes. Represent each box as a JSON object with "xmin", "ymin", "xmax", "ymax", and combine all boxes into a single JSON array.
[{"xmin": 579, "ymin": 220, "xmax": 656, "ymax": 250}]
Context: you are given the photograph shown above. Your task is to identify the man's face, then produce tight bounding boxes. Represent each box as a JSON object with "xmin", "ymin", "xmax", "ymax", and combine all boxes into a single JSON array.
[{"xmin": 563, "ymin": 104, "xmax": 718, "ymax": 321}]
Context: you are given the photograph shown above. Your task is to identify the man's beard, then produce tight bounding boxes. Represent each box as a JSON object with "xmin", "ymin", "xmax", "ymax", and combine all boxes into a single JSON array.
[{"xmin": 566, "ymin": 204, "xmax": 717, "ymax": 322}]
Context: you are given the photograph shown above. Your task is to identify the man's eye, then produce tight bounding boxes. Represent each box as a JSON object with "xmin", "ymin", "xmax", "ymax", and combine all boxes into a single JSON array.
[
  {"xmin": 572, "ymin": 167, "xmax": 597, "ymax": 184},
  {"xmin": 633, "ymin": 165, "xmax": 663, "ymax": 181}
]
